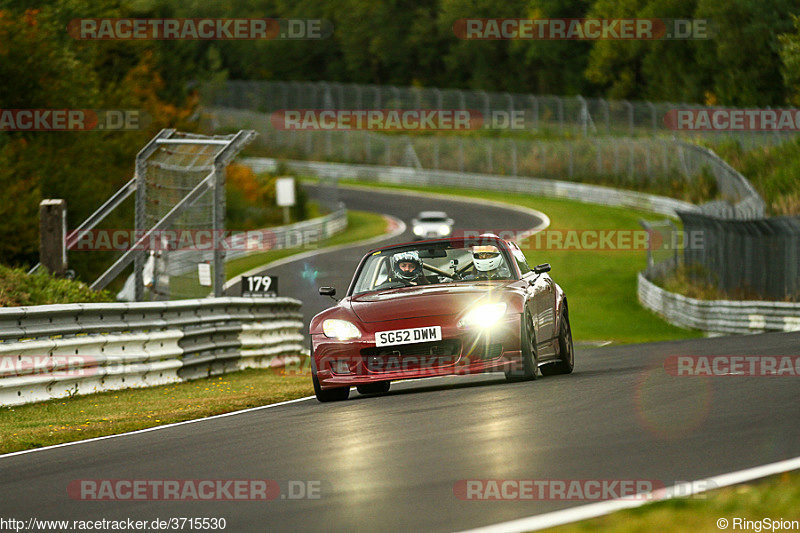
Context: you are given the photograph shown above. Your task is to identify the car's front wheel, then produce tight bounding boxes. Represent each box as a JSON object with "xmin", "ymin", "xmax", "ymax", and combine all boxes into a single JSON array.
[
  {"xmin": 312, "ymin": 357, "xmax": 350, "ymax": 402},
  {"xmin": 541, "ymin": 309, "xmax": 574, "ymax": 376},
  {"xmin": 506, "ymin": 312, "xmax": 538, "ymax": 382}
]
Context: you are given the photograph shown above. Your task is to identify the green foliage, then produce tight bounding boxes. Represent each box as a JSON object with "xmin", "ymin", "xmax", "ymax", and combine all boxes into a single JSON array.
[
  {"xmin": 0, "ymin": 264, "xmax": 114, "ymax": 307},
  {"xmin": 585, "ymin": 0, "xmax": 799, "ymax": 105},
  {"xmin": 0, "ymin": 2, "xmax": 214, "ymax": 277},
  {"xmin": 712, "ymin": 136, "xmax": 800, "ymax": 215},
  {"xmin": 779, "ymin": 14, "xmax": 800, "ymax": 106}
]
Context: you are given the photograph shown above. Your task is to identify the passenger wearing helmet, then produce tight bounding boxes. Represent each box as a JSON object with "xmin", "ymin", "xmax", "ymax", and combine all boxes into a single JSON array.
[
  {"xmin": 391, "ymin": 250, "xmax": 427, "ymax": 285},
  {"xmin": 466, "ymin": 245, "xmax": 510, "ymax": 280}
]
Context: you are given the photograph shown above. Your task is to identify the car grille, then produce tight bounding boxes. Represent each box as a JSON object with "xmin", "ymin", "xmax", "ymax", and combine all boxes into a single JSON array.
[
  {"xmin": 464, "ymin": 342, "xmax": 503, "ymax": 360},
  {"xmin": 361, "ymin": 340, "xmax": 461, "ymax": 372}
]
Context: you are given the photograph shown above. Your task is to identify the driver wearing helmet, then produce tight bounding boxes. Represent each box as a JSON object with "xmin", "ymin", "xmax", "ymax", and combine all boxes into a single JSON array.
[
  {"xmin": 466, "ymin": 245, "xmax": 509, "ymax": 280},
  {"xmin": 391, "ymin": 250, "xmax": 427, "ymax": 285}
]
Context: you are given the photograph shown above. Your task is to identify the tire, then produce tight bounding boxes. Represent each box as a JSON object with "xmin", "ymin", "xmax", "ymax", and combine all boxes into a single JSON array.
[
  {"xmin": 541, "ymin": 310, "xmax": 574, "ymax": 376},
  {"xmin": 505, "ymin": 312, "xmax": 538, "ymax": 382},
  {"xmin": 312, "ymin": 357, "xmax": 350, "ymax": 402},
  {"xmin": 356, "ymin": 382, "xmax": 391, "ymax": 395}
]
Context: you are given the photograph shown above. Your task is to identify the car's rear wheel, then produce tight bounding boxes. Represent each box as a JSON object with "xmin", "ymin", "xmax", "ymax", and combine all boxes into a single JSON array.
[
  {"xmin": 356, "ymin": 382, "xmax": 391, "ymax": 395},
  {"xmin": 505, "ymin": 311, "xmax": 538, "ymax": 382},
  {"xmin": 541, "ymin": 309, "xmax": 574, "ymax": 376},
  {"xmin": 312, "ymin": 357, "xmax": 350, "ymax": 402}
]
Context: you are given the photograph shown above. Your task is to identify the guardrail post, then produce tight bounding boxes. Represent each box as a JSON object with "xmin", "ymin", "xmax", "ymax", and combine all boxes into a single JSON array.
[{"xmin": 39, "ymin": 199, "xmax": 67, "ymax": 277}]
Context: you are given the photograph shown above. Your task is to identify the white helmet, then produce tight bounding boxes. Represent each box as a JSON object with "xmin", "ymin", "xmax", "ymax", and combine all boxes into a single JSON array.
[{"xmin": 472, "ymin": 245, "xmax": 503, "ymax": 272}]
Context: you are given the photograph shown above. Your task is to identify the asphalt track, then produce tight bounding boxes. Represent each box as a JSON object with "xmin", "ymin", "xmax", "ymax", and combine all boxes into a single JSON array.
[
  {"xmin": 1, "ymin": 332, "xmax": 799, "ymax": 531},
  {"xmin": 2, "ymin": 186, "xmax": 799, "ymax": 532}
]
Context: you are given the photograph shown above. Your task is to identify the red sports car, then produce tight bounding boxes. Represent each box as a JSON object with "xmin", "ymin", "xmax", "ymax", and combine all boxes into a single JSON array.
[{"xmin": 310, "ymin": 234, "xmax": 573, "ymax": 402}]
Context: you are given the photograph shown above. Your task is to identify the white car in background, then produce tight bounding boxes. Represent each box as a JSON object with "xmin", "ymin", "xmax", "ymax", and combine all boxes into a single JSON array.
[{"xmin": 411, "ymin": 211, "xmax": 454, "ymax": 240}]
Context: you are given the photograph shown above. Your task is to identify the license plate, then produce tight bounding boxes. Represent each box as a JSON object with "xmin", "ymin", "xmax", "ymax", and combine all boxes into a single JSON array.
[{"xmin": 375, "ymin": 326, "xmax": 442, "ymax": 347}]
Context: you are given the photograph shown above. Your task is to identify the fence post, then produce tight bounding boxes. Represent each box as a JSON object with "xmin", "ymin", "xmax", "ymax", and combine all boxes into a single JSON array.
[
  {"xmin": 529, "ymin": 95, "xmax": 539, "ymax": 130},
  {"xmin": 648, "ymin": 102, "xmax": 657, "ymax": 132},
  {"xmin": 39, "ymin": 199, "xmax": 67, "ymax": 277},
  {"xmin": 511, "ymin": 140, "xmax": 517, "ymax": 176},
  {"xmin": 134, "ymin": 131, "xmax": 169, "ymax": 301},
  {"xmin": 624, "ymin": 100, "xmax": 633, "ymax": 135},
  {"xmin": 212, "ymin": 159, "xmax": 226, "ymax": 298}
]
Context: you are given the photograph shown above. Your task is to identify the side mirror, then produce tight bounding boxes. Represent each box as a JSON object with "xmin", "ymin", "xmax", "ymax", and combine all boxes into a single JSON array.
[
  {"xmin": 534, "ymin": 263, "xmax": 551, "ymax": 274},
  {"xmin": 319, "ymin": 286, "xmax": 336, "ymax": 297}
]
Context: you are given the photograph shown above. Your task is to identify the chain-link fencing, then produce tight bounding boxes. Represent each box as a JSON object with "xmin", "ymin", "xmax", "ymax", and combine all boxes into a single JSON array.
[
  {"xmin": 678, "ymin": 212, "xmax": 800, "ymax": 301},
  {"xmin": 207, "ymin": 107, "xmax": 765, "ymax": 219},
  {"xmin": 204, "ymin": 80, "xmax": 795, "ymax": 147},
  {"xmin": 89, "ymin": 129, "xmax": 256, "ymax": 300}
]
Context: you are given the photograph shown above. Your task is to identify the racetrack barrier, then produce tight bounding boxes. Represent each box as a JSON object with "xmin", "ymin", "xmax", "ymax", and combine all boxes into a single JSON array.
[
  {"xmin": 637, "ymin": 273, "xmax": 800, "ymax": 335},
  {"xmin": 243, "ymin": 157, "xmax": 699, "ymax": 218},
  {"xmin": 0, "ymin": 297, "xmax": 303, "ymax": 406}
]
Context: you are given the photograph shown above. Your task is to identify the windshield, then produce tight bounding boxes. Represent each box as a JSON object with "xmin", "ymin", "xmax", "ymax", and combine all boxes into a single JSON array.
[{"xmin": 352, "ymin": 242, "xmax": 515, "ymax": 295}]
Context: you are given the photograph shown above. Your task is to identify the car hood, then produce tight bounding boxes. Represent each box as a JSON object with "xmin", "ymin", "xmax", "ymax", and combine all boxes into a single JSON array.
[{"xmin": 349, "ymin": 282, "xmax": 513, "ymax": 323}]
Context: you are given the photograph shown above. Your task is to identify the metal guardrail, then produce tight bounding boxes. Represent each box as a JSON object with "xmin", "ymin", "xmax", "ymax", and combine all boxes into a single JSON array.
[
  {"xmin": 0, "ymin": 298, "xmax": 303, "ymax": 406},
  {"xmin": 244, "ymin": 157, "xmax": 699, "ymax": 218},
  {"xmin": 638, "ymin": 273, "xmax": 800, "ymax": 335}
]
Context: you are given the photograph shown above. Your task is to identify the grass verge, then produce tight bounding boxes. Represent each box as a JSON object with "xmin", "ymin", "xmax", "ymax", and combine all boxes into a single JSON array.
[
  {"xmin": 336, "ymin": 180, "xmax": 701, "ymax": 345},
  {"xmin": 0, "ymin": 368, "xmax": 313, "ymax": 455},
  {"xmin": 543, "ymin": 470, "xmax": 800, "ymax": 533}
]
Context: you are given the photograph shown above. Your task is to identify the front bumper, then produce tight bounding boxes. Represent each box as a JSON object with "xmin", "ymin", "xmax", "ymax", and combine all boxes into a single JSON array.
[{"xmin": 312, "ymin": 314, "xmax": 522, "ymax": 389}]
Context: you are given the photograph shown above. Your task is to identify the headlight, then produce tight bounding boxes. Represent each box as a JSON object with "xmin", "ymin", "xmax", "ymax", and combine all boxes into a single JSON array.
[
  {"xmin": 413, "ymin": 226, "xmax": 424, "ymax": 236},
  {"xmin": 458, "ymin": 303, "xmax": 508, "ymax": 328},
  {"xmin": 439, "ymin": 225, "xmax": 451, "ymax": 235},
  {"xmin": 322, "ymin": 319, "xmax": 362, "ymax": 340}
]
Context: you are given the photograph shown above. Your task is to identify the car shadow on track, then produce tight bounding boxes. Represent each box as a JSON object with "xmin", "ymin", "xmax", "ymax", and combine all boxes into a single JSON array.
[{"xmin": 350, "ymin": 374, "xmax": 517, "ymax": 400}]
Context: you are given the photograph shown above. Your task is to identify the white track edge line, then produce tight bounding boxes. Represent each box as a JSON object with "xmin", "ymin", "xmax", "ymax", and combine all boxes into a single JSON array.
[
  {"xmin": 0, "ymin": 395, "xmax": 318, "ymax": 460},
  {"xmin": 459, "ymin": 455, "xmax": 800, "ymax": 533}
]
